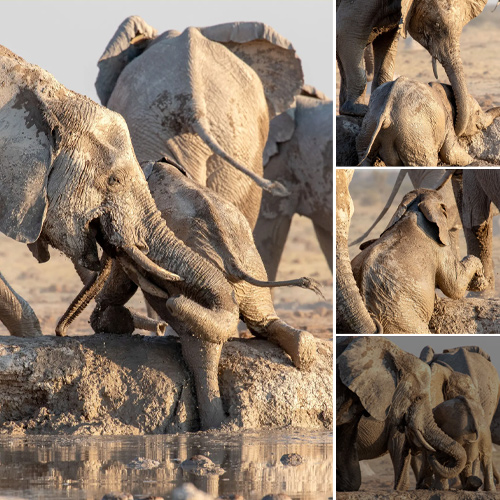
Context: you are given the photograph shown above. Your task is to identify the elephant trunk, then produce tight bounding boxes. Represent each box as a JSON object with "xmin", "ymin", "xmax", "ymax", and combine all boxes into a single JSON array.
[
  {"xmin": 440, "ymin": 48, "xmax": 470, "ymax": 137},
  {"xmin": 412, "ymin": 403, "xmax": 467, "ymax": 479},
  {"xmin": 336, "ymin": 235, "xmax": 378, "ymax": 333}
]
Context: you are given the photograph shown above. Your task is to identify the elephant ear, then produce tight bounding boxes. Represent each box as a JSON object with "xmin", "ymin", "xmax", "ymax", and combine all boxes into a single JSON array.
[
  {"xmin": 400, "ymin": 0, "xmax": 416, "ymax": 39},
  {"xmin": 96, "ymin": 16, "xmax": 157, "ymax": 106},
  {"xmin": 198, "ymin": 22, "xmax": 304, "ymax": 118},
  {"xmin": 382, "ymin": 190, "xmax": 419, "ymax": 235},
  {"xmin": 337, "ymin": 337, "xmax": 398, "ymax": 421},
  {"xmin": 0, "ymin": 86, "xmax": 60, "ymax": 243},
  {"xmin": 418, "ymin": 197, "xmax": 450, "ymax": 246},
  {"xmin": 263, "ymin": 107, "xmax": 296, "ymax": 165}
]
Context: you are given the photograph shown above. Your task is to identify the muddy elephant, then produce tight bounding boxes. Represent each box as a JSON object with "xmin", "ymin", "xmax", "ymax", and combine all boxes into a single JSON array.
[
  {"xmin": 350, "ymin": 169, "xmax": 462, "ymax": 259},
  {"xmin": 337, "ymin": 336, "xmax": 467, "ymax": 492},
  {"xmin": 351, "ymin": 187, "xmax": 487, "ymax": 333},
  {"xmin": 254, "ymin": 89, "xmax": 333, "ymax": 279},
  {"xmin": 0, "ymin": 46, "xmax": 281, "ymax": 432},
  {"xmin": 96, "ymin": 16, "xmax": 303, "ymax": 228},
  {"xmin": 337, "ymin": 0, "xmax": 488, "ymax": 137},
  {"xmin": 62, "ymin": 158, "xmax": 321, "ymax": 430},
  {"xmin": 336, "ymin": 169, "xmax": 379, "ymax": 334},
  {"xmin": 415, "ymin": 346, "xmax": 500, "ymax": 491},
  {"xmin": 356, "ymin": 78, "xmax": 500, "ymax": 166}
]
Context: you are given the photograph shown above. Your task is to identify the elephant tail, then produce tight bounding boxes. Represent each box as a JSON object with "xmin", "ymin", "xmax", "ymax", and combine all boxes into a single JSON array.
[
  {"xmin": 356, "ymin": 110, "xmax": 387, "ymax": 166},
  {"xmin": 191, "ymin": 119, "xmax": 290, "ymax": 197},
  {"xmin": 349, "ymin": 169, "xmax": 408, "ymax": 247}
]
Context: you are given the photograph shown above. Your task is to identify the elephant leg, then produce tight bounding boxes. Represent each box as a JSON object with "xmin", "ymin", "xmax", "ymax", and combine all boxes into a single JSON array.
[
  {"xmin": 313, "ymin": 223, "xmax": 333, "ymax": 273},
  {"xmin": 253, "ymin": 211, "xmax": 293, "ymax": 282},
  {"xmin": 0, "ymin": 272, "xmax": 41, "ymax": 337},
  {"xmin": 371, "ymin": 27, "xmax": 399, "ymax": 93},
  {"xmin": 480, "ymin": 448, "xmax": 495, "ymax": 491},
  {"xmin": 337, "ymin": 419, "xmax": 362, "ymax": 491},
  {"xmin": 336, "ymin": 3, "xmax": 372, "ymax": 116},
  {"xmin": 177, "ymin": 332, "xmax": 226, "ymax": 430}
]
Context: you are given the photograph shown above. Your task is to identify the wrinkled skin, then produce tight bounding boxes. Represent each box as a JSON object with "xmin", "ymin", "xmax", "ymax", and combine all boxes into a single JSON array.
[
  {"xmin": 336, "ymin": 170, "xmax": 378, "ymax": 334},
  {"xmin": 254, "ymin": 91, "xmax": 333, "ymax": 279},
  {"xmin": 337, "ymin": 0, "xmax": 487, "ymax": 136},
  {"xmin": 95, "ymin": 16, "xmax": 303, "ymax": 228},
  {"xmin": 460, "ymin": 169, "xmax": 500, "ymax": 292},
  {"xmin": 415, "ymin": 346, "xmax": 500, "ymax": 491},
  {"xmin": 0, "ymin": 46, "xmax": 248, "ymax": 430},
  {"xmin": 88, "ymin": 160, "xmax": 318, "ymax": 429},
  {"xmin": 337, "ymin": 336, "xmax": 467, "ymax": 492},
  {"xmin": 356, "ymin": 78, "xmax": 500, "ymax": 166},
  {"xmin": 351, "ymin": 188, "xmax": 487, "ymax": 333},
  {"xmin": 350, "ymin": 169, "xmax": 462, "ymax": 259}
]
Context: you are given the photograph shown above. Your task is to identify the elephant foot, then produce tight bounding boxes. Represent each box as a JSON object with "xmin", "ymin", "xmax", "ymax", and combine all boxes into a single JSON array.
[
  {"xmin": 340, "ymin": 100, "xmax": 368, "ymax": 117},
  {"xmin": 267, "ymin": 320, "xmax": 316, "ymax": 371},
  {"xmin": 90, "ymin": 305, "xmax": 135, "ymax": 335},
  {"xmin": 464, "ymin": 475, "xmax": 482, "ymax": 491}
]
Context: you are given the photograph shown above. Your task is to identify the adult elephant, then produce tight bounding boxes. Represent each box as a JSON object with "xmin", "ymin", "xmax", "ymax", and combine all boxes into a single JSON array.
[
  {"xmin": 336, "ymin": 169, "xmax": 378, "ymax": 333},
  {"xmin": 0, "ymin": 46, "xmax": 250, "ymax": 430},
  {"xmin": 350, "ymin": 169, "xmax": 462, "ymax": 258},
  {"xmin": 254, "ymin": 87, "xmax": 333, "ymax": 279},
  {"xmin": 337, "ymin": 336, "xmax": 467, "ymax": 491},
  {"xmin": 95, "ymin": 16, "xmax": 303, "ymax": 228},
  {"xmin": 336, "ymin": 0, "xmax": 487, "ymax": 136},
  {"xmin": 416, "ymin": 345, "xmax": 500, "ymax": 490}
]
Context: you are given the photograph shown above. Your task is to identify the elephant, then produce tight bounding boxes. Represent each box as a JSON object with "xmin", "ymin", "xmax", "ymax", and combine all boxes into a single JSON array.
[
  {"xmin": 350, "ymin": 169, "xmax": 462, "ymax": 259},
  {"xmin": 336, "ymin": 0, "xmax": 488, "ymax": 137},
  {"xmin": 336, "ymin": 169, "xmax": 379, "ymax": 334},
  {"xmin": 0, "ymin": 46, "xmax": 275, "ymax": 430},
  {"xmin": 356, "ymin": 77, "xmax": 500, "ymax": 166},
  {"xmin": 415, "ymin": 345, "xmax": 500, "ymax": 491},
  {"xmin": 337, "ymin": 336, "xmax": 468, "ymax": 492},
  {"xmin": 253, "ymin": 88, "xmax": 333, "ymax": 280},
  {"xmin": 59, "ymin": 158, "xmax": 321, "ymax": 429},
  {"xmin": 351, "ymin": 187, "xmax": 487, "ymax": 333},
  {"xmin": 95, "ymin": 16, "xmax": 304, "ymax": 229}
]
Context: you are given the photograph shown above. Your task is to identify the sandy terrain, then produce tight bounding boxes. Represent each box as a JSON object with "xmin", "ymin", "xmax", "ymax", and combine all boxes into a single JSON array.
[
  {"xmin": 336, "ymin": 5, "xmax": 500, "ymax": 115},
  {"xmin": 0, "ymin": 214, "xmax": 332, "ymax": 340}
]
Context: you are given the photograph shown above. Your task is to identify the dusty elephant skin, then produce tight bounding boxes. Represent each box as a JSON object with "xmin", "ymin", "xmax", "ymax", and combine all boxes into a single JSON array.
[
  {"xmin": 0, "ymin": 335, "xmax": 332, "ymax": 435},
  {"xmin": 351, "ymin": 188, "xmax": 487, "ymax": 333},
  {"xmin": 337, "ymin": 337, "xmax": 468, "ymax": 492},
  {"xmin": 255, "ymin": 91, "xmax": 333, "ymax": 279},
  {"xmin": 96, "ymin": 16, "xmax": 303, "ymax": 229},
  {"xmin": 337, "ymin": 0, "xmax": 487, "ymax": 137},
  {"xmin": 356, "ymin": 78, "xmax": 500, "ymax": 166}
]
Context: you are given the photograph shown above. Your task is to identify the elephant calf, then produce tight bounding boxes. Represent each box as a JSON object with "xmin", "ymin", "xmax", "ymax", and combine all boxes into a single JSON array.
[
  {"xmin": 351, "ymin": 188, "xmax": 487, "ymax": 333},
  {"xmin": 356, "ymin": 77, "xmax": 500, "ymax": 166},
  {"xmin": 62, "ymin": 159, "xmax": 320, "ymax": 429}
]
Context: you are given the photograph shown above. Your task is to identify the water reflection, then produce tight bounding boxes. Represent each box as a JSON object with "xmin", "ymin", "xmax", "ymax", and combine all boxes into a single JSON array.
[{"xmin": 0, "ymin": 429, "xmax": 332, "ymax": 499}]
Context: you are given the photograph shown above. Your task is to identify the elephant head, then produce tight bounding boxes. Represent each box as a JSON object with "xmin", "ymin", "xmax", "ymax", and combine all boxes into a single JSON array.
[
  {"xmin": 336, "ymin": 169, "xmax": 378, "ymax": 333},
  {"xmin": 337, "ymin": 337, "xmax": 467, "ymax": 491},
  {"xmin": 401, "ymin": 0, "xmax": 488, "ymax": 136}
]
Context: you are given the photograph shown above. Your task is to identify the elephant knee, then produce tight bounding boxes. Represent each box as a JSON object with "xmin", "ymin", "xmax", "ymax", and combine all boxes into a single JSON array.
[{"xmin": 90, "ymin": 305, "xmax": 134, "ymax": 335}]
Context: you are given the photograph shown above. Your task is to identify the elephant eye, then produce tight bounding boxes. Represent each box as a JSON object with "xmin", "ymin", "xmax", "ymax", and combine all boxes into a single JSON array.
[{"xmin": 108, "ymin": 174, "xmax": 120, "ymax": 187}]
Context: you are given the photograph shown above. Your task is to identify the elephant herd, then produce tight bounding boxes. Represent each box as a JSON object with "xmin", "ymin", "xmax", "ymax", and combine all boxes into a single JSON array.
[
  {"xmin": 337, "ymin": 337, "xmax": 500, "ymax": 492},
  {"xmin": 336, "ymin": 0, "xmax": 500, "ymax": 166},
  {"xmin": 0, "ymin": 18, "xmax": 333, "ymax": 430}
]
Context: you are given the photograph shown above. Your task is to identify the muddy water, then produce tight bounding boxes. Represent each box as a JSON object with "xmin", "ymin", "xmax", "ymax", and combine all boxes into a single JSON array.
[{"xmin": 0, "ymin": 429, "xmax": 332, "ymax": 499}]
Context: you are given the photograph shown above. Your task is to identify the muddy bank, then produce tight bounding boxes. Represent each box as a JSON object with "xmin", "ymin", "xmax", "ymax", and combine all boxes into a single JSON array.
[
  {"xmin": 0, "ymin": 334, "xmax": 332, "ymax": 435},
  {"xmin": 430, "ymin": 297, "xmax": 500, "ymax": 334},
  {"xmin": 337, "ymin": 492, "xmax": 500, "ymax": 499}
]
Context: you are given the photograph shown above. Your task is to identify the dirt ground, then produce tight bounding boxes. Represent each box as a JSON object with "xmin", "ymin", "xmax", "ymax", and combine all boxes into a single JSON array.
[
  {"xmin": 336, "ymin": 5, "xmax": 500, "ymax": 114},
  {"xmin": 0, "ymin": 214, "xmax": 332, "ymax": 340}
]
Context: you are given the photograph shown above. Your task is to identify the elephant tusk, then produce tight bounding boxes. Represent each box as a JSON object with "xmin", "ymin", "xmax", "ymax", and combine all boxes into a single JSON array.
[
  {"xmin": 414, "ymin": 429, "xmax": 436, "ymax": 453},
  {"xmin": 122, "ymin": 246, "xmax": 184, "ymax": 283},
  {"xmin": 119, "ymin": 258, "xmax": 170, "ymax": 299},
  {"xmin": 432, "ymin": 57, "xmax": 439, "ymax": 80}
]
